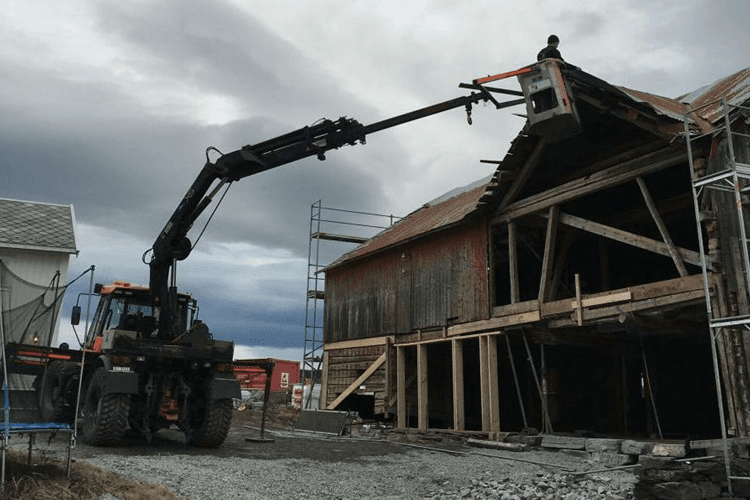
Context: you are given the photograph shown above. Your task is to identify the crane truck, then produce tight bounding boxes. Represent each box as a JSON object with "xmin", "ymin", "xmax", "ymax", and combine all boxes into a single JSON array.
[{"xmin": 9, "ymin": 61, "xmax": 577, "ymax": 447}]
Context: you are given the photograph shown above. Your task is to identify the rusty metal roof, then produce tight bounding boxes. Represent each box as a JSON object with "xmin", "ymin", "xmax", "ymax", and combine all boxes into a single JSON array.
[
  {"xmin": 329, "ymin": 180, "xmax": 493, "ymax": 267},
  {"xmin": 0, "ymin": 198, "xmax": 78, "ymax": 253},
  {"xmin": 679, "ymin": 66, "xmax": 750, "ymax": 124}
]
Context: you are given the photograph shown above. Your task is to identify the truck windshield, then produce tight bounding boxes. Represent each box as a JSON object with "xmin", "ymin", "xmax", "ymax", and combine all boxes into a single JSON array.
[{"xmin": 105, "ymin": 296, "xmax": 154, "ymax": 330}]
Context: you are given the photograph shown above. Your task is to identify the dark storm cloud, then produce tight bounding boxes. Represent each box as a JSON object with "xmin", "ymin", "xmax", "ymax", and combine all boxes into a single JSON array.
[{"xmin": 0, "ymin": 0, "xmax": 399, "ymax": 261}]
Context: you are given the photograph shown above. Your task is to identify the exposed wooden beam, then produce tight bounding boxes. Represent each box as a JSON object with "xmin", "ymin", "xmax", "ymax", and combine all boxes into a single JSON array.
[
  {"xmin": 492, "ymin": 147, "xmax": 687, "ymax": 224},
  {"xmin": 538, "ymin": 205, "xmax": 560, "ymax": 303},
  {"xmin": 324, "ymin": 336, "xmax": 390, "ymax": 351},
  {"xmin": 328, "ymin": 351, "xmax": 387, "ymax": 410},
  {"xmin": 543, "ymin": 211, "xmax": 702, "ymax": 267},
  {"xmin": 636, "ymin": 177, "xmax": 688, "ymax": 277},
  {"xmin": 499, "ymin": 138, "xmax": 547, "ymax": 210},
  {"xmin": 508, "ymin": 221, "xmax": 520, "ymax": 304}
]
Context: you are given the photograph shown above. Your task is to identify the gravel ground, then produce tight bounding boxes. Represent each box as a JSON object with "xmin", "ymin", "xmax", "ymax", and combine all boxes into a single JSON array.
[
  {"xmin": 7, "ymin": 409, "xmax": 638, "ymax": 499},
  {"xmin": 79, "ymin": 431, "xmax": 637, "ymax": 500}
]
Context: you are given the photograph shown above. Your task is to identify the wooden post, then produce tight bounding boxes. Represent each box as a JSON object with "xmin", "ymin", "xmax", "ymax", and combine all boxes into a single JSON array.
[
  {"xmin": 538, "ymin": 205, "xmax": 559, "ymax": 303},
  {"xmin": 417, "ymin": 343, "xmax": 428, "ymax": 430},
  {"xmin": 452, "ymin": 338, "xmax": 465, "ymax": 431},
  {"xmin": 397, "ymin": 346, "xmax": 406, "ymax": 428},
  {"xmin": 508, "ymin": 221, "xmax": 520, "ymax": 304},
  {"xmin": 319, "ymin": 350, "xmax": 329, "ymax": 410},
  {"xmin": 488, "ymin": 335, "xmax": 500, "ymax": 433},
  {"xmin": 575, "ymin": 273, "xmax": 583, "ymax": 326},
  {"xmin": 479, "ymin": 336, "xmax": 490, "ymax": 431}
]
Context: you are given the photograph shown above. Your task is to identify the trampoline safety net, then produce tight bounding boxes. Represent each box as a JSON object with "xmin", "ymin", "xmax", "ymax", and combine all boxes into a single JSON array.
[{"xmin": 0, "ymin": 259, "xmax": 68, "ymax": 419}]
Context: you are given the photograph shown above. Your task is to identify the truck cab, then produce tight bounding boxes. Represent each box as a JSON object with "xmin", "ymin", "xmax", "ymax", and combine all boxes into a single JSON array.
[{"xmin": 82, "ymin": 281, "xmax": 196, "ymax": 352}]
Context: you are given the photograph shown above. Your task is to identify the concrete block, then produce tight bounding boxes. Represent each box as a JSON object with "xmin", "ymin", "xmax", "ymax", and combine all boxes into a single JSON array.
[
  {"xmin": 639, "ymin": 455, "xmax": 679, "ymax": 469},
  {"xmin": 559, "ymin": 449, "xmax": 590, "ymax": 460},
  {"xmin": 697, "ymin": 482, "xmax": 721, "ymax": 499},
  {"xmin": 652, "ymin": 442, "xmax": 687, "ymax": 458},
  {"xmin": 591, "ymin": 452, "xmax": 637, "ymax": 467},
  {"xmin": 621, "ymin": 439, "xmax": 650, "ymax": 455},
  {"xmin": 507, "ymin": 434, "xmax": 543, "ymax": 446},
  {"xmin": 541, "ymin": 435, "xmax": 587, "ymax": 450},
  {"xmin": 651, "ymin": 482, "xmax": 702, "ymax": 500},
  {"xmin": 585, "ymin": 438, "xmax": 623, "ymax": 453}
]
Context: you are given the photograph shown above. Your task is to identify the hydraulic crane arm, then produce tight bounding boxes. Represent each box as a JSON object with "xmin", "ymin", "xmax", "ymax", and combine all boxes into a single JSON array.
[{"xmin": 149, "ymin": 88, "xmax": 524, "ymax": 340}]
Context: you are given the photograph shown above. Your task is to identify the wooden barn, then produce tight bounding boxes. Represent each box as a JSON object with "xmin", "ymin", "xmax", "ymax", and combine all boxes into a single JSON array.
[{"xmin": 319, "ymin": 61, "xmax": 750, "ymax": 442}]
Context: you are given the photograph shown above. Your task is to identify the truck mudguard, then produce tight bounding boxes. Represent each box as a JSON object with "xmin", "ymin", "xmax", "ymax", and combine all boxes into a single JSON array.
[
  {"xmin": 209, "ymin": 373, "xmax": 241, "ymax": 400},
  {"xmin": 103, "ymin": 370, "xmax": 139, "ymax": 395}
]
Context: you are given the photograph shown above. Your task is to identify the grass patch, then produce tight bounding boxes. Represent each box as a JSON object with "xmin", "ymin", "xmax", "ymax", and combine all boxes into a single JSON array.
[{"xmin": 1, "ymin": 450, "xmax": 184, "ymax": 500}]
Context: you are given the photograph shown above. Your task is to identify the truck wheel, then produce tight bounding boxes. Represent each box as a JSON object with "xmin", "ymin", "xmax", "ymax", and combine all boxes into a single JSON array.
[
  {"xmin": 80, "ymin": 367, "xmax": 130, "ymax": 446},
  {"xmin": 38, "ymin": 362, "xmax": 69, "ymax": 422},
  {"xmin": 189, "ymin": 398, "xmax": 233, "ymax": 448}
]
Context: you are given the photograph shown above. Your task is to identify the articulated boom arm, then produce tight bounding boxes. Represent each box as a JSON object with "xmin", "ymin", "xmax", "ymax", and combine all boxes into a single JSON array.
[{"xmin": 150, "ymin": 88, "xmax": 523, "ymax": 340}]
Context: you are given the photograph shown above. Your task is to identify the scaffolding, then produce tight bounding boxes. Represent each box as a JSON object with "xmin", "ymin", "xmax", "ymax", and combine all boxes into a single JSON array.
[
  {"xmin": 686, "ymin": 98, "xmax": 750, "ymax": 495},
  {"xmin": 302, "ymin": 201, "xmax": 398, "ymax": 408}
]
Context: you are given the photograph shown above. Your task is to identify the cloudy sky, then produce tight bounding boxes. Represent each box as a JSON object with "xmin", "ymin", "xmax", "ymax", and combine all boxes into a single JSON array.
[{"xmin": 2, "ymin": 0, "xmax": 749, "ymax": 362}]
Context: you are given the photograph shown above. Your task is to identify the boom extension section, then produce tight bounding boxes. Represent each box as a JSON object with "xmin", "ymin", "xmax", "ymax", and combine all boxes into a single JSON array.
[{"xmin": 149, "ymin": 87, "xmax": 523, "ymax": 339}]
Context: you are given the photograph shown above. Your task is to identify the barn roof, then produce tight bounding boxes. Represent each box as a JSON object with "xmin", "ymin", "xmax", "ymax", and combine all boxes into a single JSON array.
[
  {"xmin": 0, "ymin": 198, "xmax": 78, "ymax": 254},
  {"xmin": 327, "ymin": 64, "xmax": 750, "ymax": 270}
]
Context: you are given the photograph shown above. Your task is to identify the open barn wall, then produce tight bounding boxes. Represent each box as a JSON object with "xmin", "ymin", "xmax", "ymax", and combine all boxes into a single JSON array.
[{"xmin": 320, "ymin": 63, "xmax": 750, "ymax": 444}]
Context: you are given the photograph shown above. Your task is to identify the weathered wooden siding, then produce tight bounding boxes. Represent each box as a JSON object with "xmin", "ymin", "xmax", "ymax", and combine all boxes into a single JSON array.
[
  {"xmin": 324, "ymin": 219, "xmax": 489, "ymax": 343},
  {"xmin": 324, "ymin": 345, "xmax": 389, "ymax": 413}
]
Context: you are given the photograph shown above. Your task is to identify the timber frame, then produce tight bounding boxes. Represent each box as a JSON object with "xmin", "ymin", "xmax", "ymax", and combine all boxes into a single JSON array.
[{"xmin": 320, "ymin": 64, "xmax": 750, "ymax": 441}]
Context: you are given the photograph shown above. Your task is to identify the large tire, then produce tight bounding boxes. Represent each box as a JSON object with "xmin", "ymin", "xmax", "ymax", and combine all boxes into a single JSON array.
[
  {"xmin": 189, "ymin": 398, "xmax": 233, "ymax": 448},
  {"xmin": 38, "ymin": 361, "xmax": 69, "ymax": 422},
  {"xmin": 80, "ymin": 367, "xmax": 130, "ymax": 446}
]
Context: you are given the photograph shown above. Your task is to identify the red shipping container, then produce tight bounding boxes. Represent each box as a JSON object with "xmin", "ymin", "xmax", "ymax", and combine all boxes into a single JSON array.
[{"xmin": 234, "ymin": 358, "xmax": 300, "ymax": 392}]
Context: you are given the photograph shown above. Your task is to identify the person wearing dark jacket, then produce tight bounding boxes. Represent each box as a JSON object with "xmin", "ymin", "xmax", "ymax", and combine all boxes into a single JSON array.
[{"xmin": 537, "ymin": 35, "xmax": 563, "ymax": 61}]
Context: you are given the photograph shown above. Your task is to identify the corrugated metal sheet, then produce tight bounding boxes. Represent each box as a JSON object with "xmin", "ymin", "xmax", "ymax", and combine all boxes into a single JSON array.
[
  {"xmin": 616, "ymin": 86, "xmax": 688, "ymax": 123},
  {"xmin": 680, "ymin": 67, "xmax": 750, "ymax": 124},
  {"xmin": 329, "ymin": 182, "xmax": 492, "ymax": 268},
  {"xmin": 324, "ymin": 221, "xmax": 489, "ymax": 341},
  {"xmin": 0, "ymin": 198, "xmax": 77, "ymax": 253}
]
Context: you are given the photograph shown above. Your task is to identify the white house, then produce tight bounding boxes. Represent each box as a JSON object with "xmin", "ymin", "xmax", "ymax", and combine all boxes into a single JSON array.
[{"xmin": 0, "ymin": 197, "xmax": 78, "ymax": 348}]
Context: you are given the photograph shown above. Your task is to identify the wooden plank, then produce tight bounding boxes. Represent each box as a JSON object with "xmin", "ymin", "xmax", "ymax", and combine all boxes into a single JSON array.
[
  {"xmin": 493, "ymin": 300, "xmax": 540, "ymax": 317},
  {"xmin": 448, "ymin": 311, "xmax": 541, "ymax": 336},
  {"xmin": 417, "ymin": 343, "xmax": 428, "ymax": 430},
  {"xmin": 328, "ymin": 351, "xmax": 387, "ymax": 410},
  {"xmin": 324, "ymin": 336, "xmax": 390, "ymax": 351},
  {"xmin": 452, "ymin": 339, "xmax": 465, "ymax": 431},
  {"xmin": 541, "ymin": 274, "xmax": 705, "ymax": 318},
  {"xmin": 397, "ymin": 347, "xmax": 406, "ymax": 428},
  {"xmin": 571, "ymin": 291, "xmax": 632, "ymax": 309},
  {"xmin": 493, "ymin": 147, "xmax": 687, "ymax": 224},
  {"xmin": 547, "ymin": 211, "xmax": 702, "ymax": 267},
  {"xmin": 508, "ymin": 221, "xmax": 520, "ymax": 304},
  {"xmin": 636, "ymin": 177, "xmax": 689, "ymax": 277},
  {"xmin": 546, "ymin": 290, "xmax": 705, "ymax": 328},
  {"xmin": 538, "ymin": 205, "xmax": 559, "ymax": 303}
]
